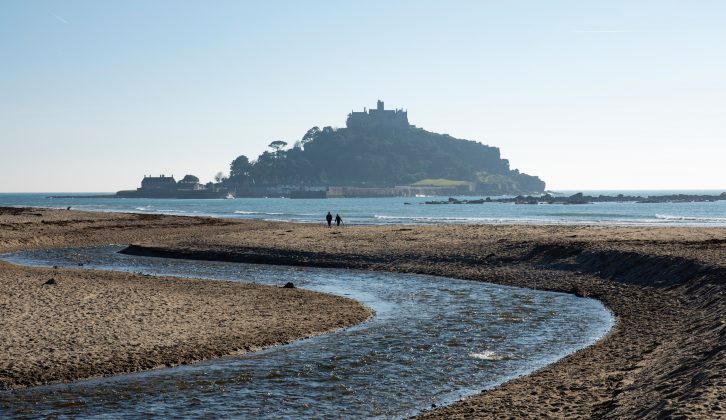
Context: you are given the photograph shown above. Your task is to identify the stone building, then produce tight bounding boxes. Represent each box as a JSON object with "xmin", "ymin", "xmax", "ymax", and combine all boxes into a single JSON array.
[
  {"xmin": 346, "ymin": 100, "xmax": 409, "ymax": 128},
  {"xmin": 140, "ymin": 175, "xmax": 176, "ymax": 191},
  {"xmin": 138, "ymin": 174, "xmax": 204, "ymax": 192},
  {"xmin": 118, "ymin": 174, "xmax": 228, "ymax": 198},
  {"xmin": 177, "ymin": 175, "xmax": 204, "ymax": 191}
]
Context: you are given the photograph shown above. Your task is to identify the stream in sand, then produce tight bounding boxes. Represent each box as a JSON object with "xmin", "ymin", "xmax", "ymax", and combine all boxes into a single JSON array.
[{"xmin": 1, "ymin": 247, "xmax": 613, "ymax": 418}]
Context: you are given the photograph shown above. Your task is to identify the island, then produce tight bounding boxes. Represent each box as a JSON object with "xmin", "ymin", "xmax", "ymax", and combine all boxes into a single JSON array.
[
  {"xmin": 221, "ymin": 100, "xmax": 546, "ymax": 198},
  {"xmin": 85, "ymin": 100, "xmax": 543, "ymax": 199}
]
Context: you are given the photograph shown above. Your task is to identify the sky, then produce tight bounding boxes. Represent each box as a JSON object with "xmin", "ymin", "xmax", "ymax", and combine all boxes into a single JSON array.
[{"xmin": 1, "ymin": 0, "xmax": 724, "ymax": 192}]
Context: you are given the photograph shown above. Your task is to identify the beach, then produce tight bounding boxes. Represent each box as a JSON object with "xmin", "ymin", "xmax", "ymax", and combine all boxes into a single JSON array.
[
  {"xmin": 0, "ymin": 208, "xmax": 373, "ymax": 390},
  {"xmin": 1, "ymin": 207, "xmax": 724, "ymax": 418}
]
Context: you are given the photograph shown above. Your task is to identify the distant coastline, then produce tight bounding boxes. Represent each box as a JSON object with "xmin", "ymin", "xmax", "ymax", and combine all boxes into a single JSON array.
[{"xmin": 423, "ymin": 191, "xmax": 726, "ymax": 205}]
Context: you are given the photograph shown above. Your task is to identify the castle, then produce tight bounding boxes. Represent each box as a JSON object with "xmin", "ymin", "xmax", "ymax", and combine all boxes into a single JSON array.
[{"xmin": 346, "ymin": 100, "xmax": 409, "ymax": 128}]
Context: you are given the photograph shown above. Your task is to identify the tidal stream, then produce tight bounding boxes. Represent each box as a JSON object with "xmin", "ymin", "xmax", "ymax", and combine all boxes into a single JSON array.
[{"xmin": 1, "ymin": 247, "xmax": 613, "ymax": 418}]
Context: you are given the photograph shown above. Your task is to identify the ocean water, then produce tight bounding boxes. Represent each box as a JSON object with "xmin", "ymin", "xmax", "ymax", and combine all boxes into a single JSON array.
[{"xmin": 0, "ymin": 190, "xmax": 725, "ymax": 227}]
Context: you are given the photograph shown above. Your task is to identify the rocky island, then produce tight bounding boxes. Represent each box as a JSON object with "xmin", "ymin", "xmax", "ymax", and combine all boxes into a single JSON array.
[
  {"xmin": 63, "ymin": 101, "xmax": 544, "ymax": 200},
  {"xmin": 220, "ymin": 100, "xmax": 546, "ymax": 197},
  {"xmin": 423, "ymin": 192, "xmax": 726, "ymax": 205}
]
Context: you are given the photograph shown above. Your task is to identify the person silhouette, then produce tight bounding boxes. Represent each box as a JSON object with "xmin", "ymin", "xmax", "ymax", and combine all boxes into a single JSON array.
[
  {"xmin": 335, "ymin": 213, "xmax": 342, "ymax": 226},
  {"xmin": 325, "ymin": 211, "xmax": 333, "ymax": 227}
]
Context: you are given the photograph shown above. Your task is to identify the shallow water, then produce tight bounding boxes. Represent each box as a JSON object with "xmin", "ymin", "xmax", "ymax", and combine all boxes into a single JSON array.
[
  {"xmin": 1, "ymin": 247, "xmax": 613, "ymax": 418},
  {"xmin": 1, "ymin": 190, "xmax": 725, "ymax": 226}
]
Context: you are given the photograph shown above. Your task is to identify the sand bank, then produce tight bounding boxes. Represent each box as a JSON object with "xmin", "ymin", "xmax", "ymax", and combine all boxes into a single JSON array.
[
  {"xmin": 1, "ymin": 207, "xmax": 724, "ymax": 418},
  {"xmin": 0, "ymin": 208, "xmax": 372, "ymax": 389},
  {"xmin": 128, "ymin": 222, "xmax": 725, "ymax": 418}
]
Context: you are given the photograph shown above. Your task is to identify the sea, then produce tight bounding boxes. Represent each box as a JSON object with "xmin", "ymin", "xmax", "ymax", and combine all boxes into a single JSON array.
[{"xmin": 1, "ymin": 190, "xmax": 725, "ymax": 227}]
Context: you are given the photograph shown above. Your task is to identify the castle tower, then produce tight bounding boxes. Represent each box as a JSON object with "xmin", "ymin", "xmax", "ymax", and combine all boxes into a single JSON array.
[{"xmin": 346, "ymin": 100, "xmax": 409, "ymax": 128}]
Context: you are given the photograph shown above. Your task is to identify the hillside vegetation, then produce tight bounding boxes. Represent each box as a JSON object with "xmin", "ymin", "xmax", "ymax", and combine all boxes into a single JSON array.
[{"xmin": 225, "ymin": 123, "xmax": 545, "ymax": 194}]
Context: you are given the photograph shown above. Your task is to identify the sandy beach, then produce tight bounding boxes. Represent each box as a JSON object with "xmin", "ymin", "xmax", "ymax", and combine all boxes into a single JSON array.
[
  {"xmin": 1, "ymin": 207, "xmax": 724, "ymax": 418},
  {"xmin": 0, "ymin": 208, "xmax": 372, "ymax": 389}
]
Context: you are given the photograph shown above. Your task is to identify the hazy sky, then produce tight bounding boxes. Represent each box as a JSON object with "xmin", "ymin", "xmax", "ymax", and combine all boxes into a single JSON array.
[{"xmin": 1, "ymin": 1, "xmax": 724, "ymax": 192}]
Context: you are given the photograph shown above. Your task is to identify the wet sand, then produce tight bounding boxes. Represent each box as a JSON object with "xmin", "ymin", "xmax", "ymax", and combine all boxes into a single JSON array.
[
  {"xmin": 1, "ymin": 207, "xmax": 724, "ymax": 418},
  {"xmin": 0, "ymin": 208, "xmax": 372, "ymax": 389}
]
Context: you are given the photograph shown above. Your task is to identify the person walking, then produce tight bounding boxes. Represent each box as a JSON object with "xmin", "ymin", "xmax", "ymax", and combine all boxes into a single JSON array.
[
  {"xmin": 335, "ymin": 213, "xmax": 342, "ymax": 226},
  {"xmin": 325, "ymin": 211, "xmax": 333, "ymax": 227}
]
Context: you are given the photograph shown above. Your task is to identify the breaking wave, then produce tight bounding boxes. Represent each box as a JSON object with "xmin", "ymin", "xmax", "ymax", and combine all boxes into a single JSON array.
[
  {"xmin": 233, "ymin": 210, "xmax": 286, "ymax": 215},
  {"xmin": 654, "ymin": 214, "xmax": 726, "ymax": 223},
  {"xmin": 134, "ymin": 206, "xmax": 187, "ymax": 214},
  {"xmin": 373, "ymin": 215, "xmax": 548, "ymax": 224}
]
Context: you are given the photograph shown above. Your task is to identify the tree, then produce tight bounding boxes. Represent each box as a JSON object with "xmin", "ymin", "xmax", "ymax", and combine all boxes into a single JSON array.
[
  {"xmin": 300, "ymin": 126, "xmax": 320, "ymax": 149},
  {"xmin": 214, "ymin": 172, "xmax": 227, "ymax": 183},
  {"xmin": 268, "ymin": 140, "xmax": 288, "ymax": 156},
  {"xmin": 230, "ymin": 155, "xmax": 252, "ymax": 178}
]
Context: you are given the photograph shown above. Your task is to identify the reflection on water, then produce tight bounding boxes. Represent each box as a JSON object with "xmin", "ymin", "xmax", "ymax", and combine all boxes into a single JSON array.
[{"xmin": 1, "ymin": 247, "xmax": 613, "ymax": 418}]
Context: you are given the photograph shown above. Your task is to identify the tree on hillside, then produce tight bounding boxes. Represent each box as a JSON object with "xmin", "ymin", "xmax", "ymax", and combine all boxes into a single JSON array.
[
  {"xmin": 300, "ymin": 126, "xmax": 320, "ymax": 149},
  {"xmin": 225, "ymin": 123, "xmax": 545, "ymax": 194},
  {"xmin": 230, "ymin": 155, "xmax": 252, "ymax": 178},
  {"xmin": 214, "ymin": 172, "xmax": 227, "ymax": 183},
  {"xmin": 268, "ymin": 140, "xmax": 288, "ymax": 156}
]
